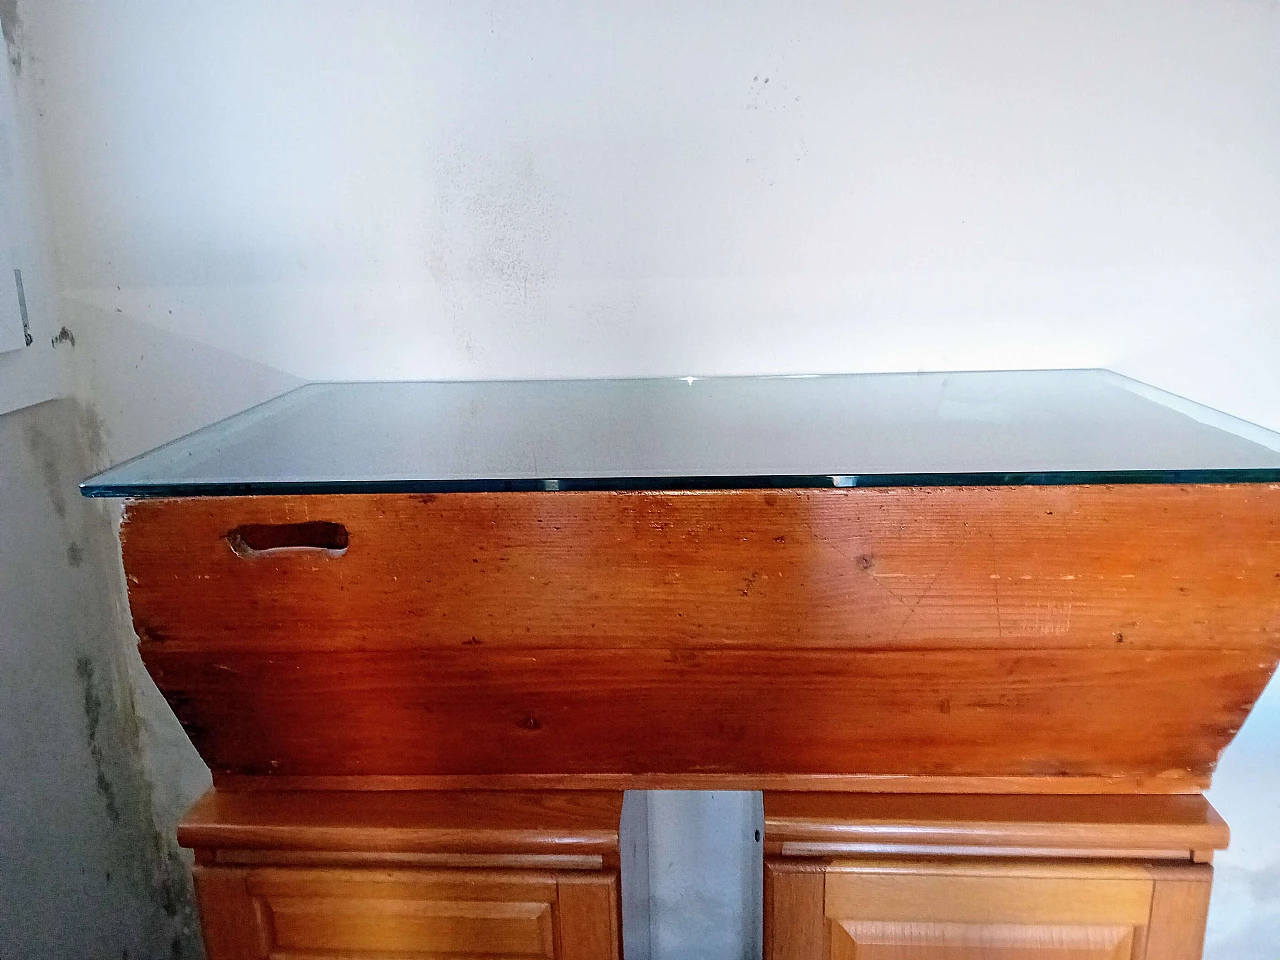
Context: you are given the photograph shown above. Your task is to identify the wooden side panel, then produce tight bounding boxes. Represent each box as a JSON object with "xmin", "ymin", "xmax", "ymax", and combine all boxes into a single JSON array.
[
  {"xmin": 143, "ymin": 645, "xmax": 1272, "ymax": 781},
  {"xmin": 121, "ymin": 485, "xmax": 1280, "ymax": 653},
  {"xmin": 556, "ymin": 873, "xmax": 620, "ymax": 960},
  {"xmin": 1140, "ymin": 864, "xmax": 1213, "ymax": 960},
  {"xmin": 192, "ymin": 867, "xmax": 267, "ymax": 960},
  {"xmin": 765, "ymin": 861, "xmax": 827, "ymax": 960}
]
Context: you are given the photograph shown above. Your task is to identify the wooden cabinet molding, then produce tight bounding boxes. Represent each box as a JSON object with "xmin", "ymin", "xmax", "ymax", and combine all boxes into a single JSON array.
[
  {"xmin": 181, "ymin": 790, "xmax": 624, "ymax": 960},
  {"xmin": 763, "ymin": 793, "xmax": 1222, "ymax": 960},
  {"xmin": 764, "ymin": 793, "xmax": 1229, "ymax": 863}
]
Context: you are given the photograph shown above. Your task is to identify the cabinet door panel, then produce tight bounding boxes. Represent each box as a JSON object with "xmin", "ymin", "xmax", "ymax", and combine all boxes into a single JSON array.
[
  {"xmin": 823, "ymin": 861, "xmax": 1152, "ymax": 960},
  {"xmin": 263, "ymin": 897, "xmax": 554, "ymax": 956},
  {"xmin": 196, "ymin": 866, "xmax": 561, "ymax": 959}
]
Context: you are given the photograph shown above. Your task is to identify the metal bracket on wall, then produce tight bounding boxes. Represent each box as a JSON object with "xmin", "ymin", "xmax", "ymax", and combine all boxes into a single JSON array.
[{"xmin": 14, "ymin": 268, "xmax": 29, "ymax": 346}]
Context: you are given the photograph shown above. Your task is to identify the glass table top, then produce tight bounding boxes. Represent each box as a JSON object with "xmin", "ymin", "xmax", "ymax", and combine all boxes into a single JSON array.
[{"xmin": 80, "ymin": 369, "xmax": 1280, "ymax": 497}]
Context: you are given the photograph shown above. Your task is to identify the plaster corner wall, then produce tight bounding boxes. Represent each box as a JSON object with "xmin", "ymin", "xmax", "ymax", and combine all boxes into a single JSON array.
[
  {"xmin": 64, "ymin": 296, "xmax": 303, "ymax": 466},
  {"xmin": 0, "ymin": 0, "xmax": 71, "ymax": 416},
  {"xmin": 0, "ymin": 397, "xmax": 203, "ymax": 960}
]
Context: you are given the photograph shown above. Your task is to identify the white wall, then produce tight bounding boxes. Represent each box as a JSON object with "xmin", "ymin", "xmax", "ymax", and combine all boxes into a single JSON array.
[
  {"xmin": 0, "ymin": 0, "xmax": 69, "ymax": 413},
  {"xmin": 11, "ymin": 2, "xmax": 1280, "ymax": 957},
  {"xmin": 25, "ymin": 2, "xmax": 1280, "ymax": 403},
  {"xmin": 0, "ymin": 397, "xmax": 203, "ymax": 960}
]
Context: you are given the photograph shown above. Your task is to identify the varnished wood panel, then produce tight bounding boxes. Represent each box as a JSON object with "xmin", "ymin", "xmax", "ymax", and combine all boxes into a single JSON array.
[
  {"xmin": 143, "ymin": 646, "xmax": 1272, "ymax": 782},
  {"xmin": 765, "ymin": 861, "xmax": 827, "ymax": 960},
  {"xmin": 192, "ymin": 868, "xmax": 265, "ymax": 959},
  {"xmin": 186, "ymin": 801, "xmax": 625, "ymax": 960},
  {"xmin": 244, "ymin": 867, "xmax": 558, "ymax": 903},
  {"xmin": 241, "ymin": 868, "xmax": 559, "ymax": 959},
  {"xmin": 830, "ymin": 919, "xmax": 1134, "ymax": 959},
  {"xmin": 825, "ymin": 861, "xmax": 1153, "ymax": 960},
  {"xmin": 1140, "ymin": 864, "xmax": 1213, "ymax": 960},
  {"xmin": 265, "ymin": 897, "xmax": 555, "ymax": 956},
  {"xmin": 763, "ymin": 794, "xmax": 1229, "ymax": 857},
  {"xmin": 210, "ymin": 773, "xmax": 1209, "ymax": 794},
  {"xmin": 825, "ymin": 861, "xmax": 1155, "ymax": 926},
  {"xmin": 556, "ymin": 873, "xmax": 621, "ymax": 960},
  {"xmin": 122, "ymin": 485, "xmax": 1280, "ymax": 653}
]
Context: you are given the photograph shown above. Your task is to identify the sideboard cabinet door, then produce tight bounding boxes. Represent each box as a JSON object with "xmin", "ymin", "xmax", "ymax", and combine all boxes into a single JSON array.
[
  {"xmin": 766, "ymin": 860, "xmax": 1212, "ymax": 960},
  {"xmin": 193, "ymin": 865, "xmax": 619, "ymax": 960}
]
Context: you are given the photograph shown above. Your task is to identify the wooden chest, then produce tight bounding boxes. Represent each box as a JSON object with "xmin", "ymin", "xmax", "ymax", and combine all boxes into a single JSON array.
[{"xmin": 121, "ymin": 483, "xmax": 1280, "ymax": 792}]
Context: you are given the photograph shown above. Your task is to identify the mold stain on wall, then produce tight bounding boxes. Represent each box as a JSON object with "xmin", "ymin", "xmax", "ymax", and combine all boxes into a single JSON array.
[
  {"xmin": 426, "ymin": 143, "xmax": 566, "ymax": 360},
  {"xmin": 3, "ymin": 398, "xmax": 204, "ymax": 960},
  {"xmin": 0, "ymin": 0, "xmax": 20, "ymax": 73},
  {"xmin": 76, "ymin": 655, "xmax": 122, "ymax": 824}
]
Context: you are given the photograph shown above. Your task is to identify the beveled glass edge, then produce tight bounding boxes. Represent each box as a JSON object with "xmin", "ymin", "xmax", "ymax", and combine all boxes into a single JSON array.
[
  {"xmin": 1101, "ymin": 370, "xmax": 1280, "ymax": 453},
  {"xmin": 81, "ymin": 468, "xmax": 1280, "ymax": 499},
  {"xmin": 78, "ymin": 383, "xmax": 321, "ymax": 497}
]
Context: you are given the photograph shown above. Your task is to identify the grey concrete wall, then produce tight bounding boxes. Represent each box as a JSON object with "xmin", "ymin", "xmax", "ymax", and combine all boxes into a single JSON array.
[{"xmin": 0, "ymin": 397, "xmax": 202, "ymax": 960}]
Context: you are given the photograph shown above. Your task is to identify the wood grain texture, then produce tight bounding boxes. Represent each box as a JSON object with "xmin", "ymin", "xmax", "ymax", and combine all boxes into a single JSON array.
[
  {"xmin": 825, "ymin": 860, "xmax": 1155, "ymax": 926},
  {"xmin": 764, "ymin": 861, "xmax": 827, "ymax": 960},
  {"xmin": 122, "ymin": 486, "xmax": 1280, "ymax": 653},
  {"xmin": 192, "ymin": 865, "xmax": 622, "ymax": 959},
  {"xmin": 178, "ymin": 789, "xmax": 622, "ymax": 859},
  {"xmin": 123, "ymin": 484, "xmax": 1280, "ymax": 786},
  {"xmin": 822, "ymin": 861, "xmax": 1156, "ymax": 959},
  {"xmin": 556, "ymin": 873, "xmax": 621, "ymax": 960},
  {"xmin": 763, "ymin": 794, "xmax": 1229, "ymax": 857},
  {"xmin": 830, "ymin": 919, "xmax": 1135, "ymax": 959},
  {"xmin": 186, "ymin": 800, "xmax": 625, "ymax": 960},
  {"xmin": 265, "ymin": 897, "xmax": 556, "ymax": 957},
  {"xmin": 243, "ymin": 868, "xmax": 560, "ymax": 959},
  {"xmin": 143, "ymin": 645, "xmax": 1272, "ymax": 782},
  {"xmin": 210, "ymin": 773, "xmax": 1208, "ymax": 794},
  {"xmin": 192, "ymin": 867, "xmax": 265, "ymax": 959},
  {"xmin": 1140, "ymin": 864, "xmax": 1213, "ymax": 960},
  {"xmin": 209, "ymin": 849, "xmax": 606, "ymax": 870}
]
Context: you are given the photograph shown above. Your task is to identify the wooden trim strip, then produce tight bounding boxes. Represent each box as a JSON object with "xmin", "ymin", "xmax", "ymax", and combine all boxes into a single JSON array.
[
  {"xmin": 772, "ymin": 843, "xmax": 1196, "ymax": 861},
  {"xmin": 211, "ymin": 773, "xmax": 1208, "ymax": 795},
  {"xmin": 211, "ymin": 850, "xmax": 606, "ymax": 871}
]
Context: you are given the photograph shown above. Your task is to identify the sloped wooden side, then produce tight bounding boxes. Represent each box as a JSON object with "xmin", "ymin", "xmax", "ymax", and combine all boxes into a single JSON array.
[{"xmin": 122, "ymin": 485, "xmax": 1280, "ymax": 788}]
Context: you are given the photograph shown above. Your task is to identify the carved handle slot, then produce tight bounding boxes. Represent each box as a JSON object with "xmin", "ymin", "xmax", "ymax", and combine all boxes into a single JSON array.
[{"xmin": 227, "ymin": 521, "xmax": 349, "ymax": 556}]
